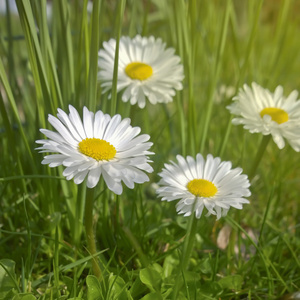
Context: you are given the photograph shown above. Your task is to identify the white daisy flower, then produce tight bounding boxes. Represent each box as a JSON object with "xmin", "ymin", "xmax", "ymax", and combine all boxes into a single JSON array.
[
  {"xmin": 98, "ymin": 35, "xmax": 184, "ymax": 109},
  {"xmin": 157, "ymin": 154, "xmax": 250, "ymax": 220},
  {"xmin": 227, "ymin": 82, "xmax": 300, "ymax": 151},
  {"xmin": 36, "ymin": 105, "xmax": 154, "ymax": 194}
]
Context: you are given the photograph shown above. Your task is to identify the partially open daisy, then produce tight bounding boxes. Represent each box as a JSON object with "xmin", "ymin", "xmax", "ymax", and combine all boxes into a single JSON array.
[
  {"xmin": 98, "ymin": 35, "xmax": 184, "ymax": 108},
  {"xmin": 227, "ymin": 82, "xmax": 300, "ymax": 151},
  {"xmin": 157, "ymin": 154, "xmax": 250, "ymax": 220},
  {"xmin": 36, "ymin": 105, "xmax": 154, "ymax": 194}
]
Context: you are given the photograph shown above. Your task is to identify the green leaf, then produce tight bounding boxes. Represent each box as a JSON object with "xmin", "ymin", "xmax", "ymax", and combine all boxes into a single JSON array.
[
  {"xmin": 86, "ymin": 275, "xmax": 102, "ymax": 300},
  {"xmin": 12, "ymin": 294, "xmax": 36, "ymax": 300},
  {"xmin": 140, "ymin": 292, "xmax": 163, "ymax": 300},
  {"xmin": 162, "ymin": 254, "xmax": 178, "ymax": 279},
  {"xmin": 128, "ymin": 275, "xmax": 147, "ymax": 299},
  {"xmin": 199, "ymin": 257, "xmax": 213, "ymax": 274},
  {"xmin": 198, "ymin": 281, "xmax": 223, "ymax": 297},
  {"xmin": 0, "ymin": 259, "xmax": 19, "ymax": 298},
  {"xmin": 218, "ymin": 275, "xmax": 243, "ymax": 291},
  {"xmin": 139, "ymin": 264, "xmax": 162, "ymax": 292},
  {"xmin": 108, "ymin": 273, "xmax": 131, "ymax": 300}
]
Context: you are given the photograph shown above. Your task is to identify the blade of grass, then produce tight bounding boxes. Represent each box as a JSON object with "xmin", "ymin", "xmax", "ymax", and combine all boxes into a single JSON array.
[
  {"xmin": 87, "ymin": 0, "xmax": 101, "ymax": 111},
  {"xmin": 226, "ymin": 215, "xmax": 290, "ymax": 294},
  {"xmin": 110, "ymin": 0, "xmax": 126, "ymax": 116},
  {"xmin": 199, "ymin": 0, "xmax": 231, "ymax": 153},
  {"xmin": 57, "ymin": 0, "xmax": 75, "ymax": 103},
  {"xmin": 74, "ymin": 0, "xmax": 89, "ymax": 106},
  {"xmin": 16, "ymin": 0, "xmax": 54, "ymax": 127},
  {"xmin": 0, "ymin": 58, "xmax": 34, "ymax": 162}
]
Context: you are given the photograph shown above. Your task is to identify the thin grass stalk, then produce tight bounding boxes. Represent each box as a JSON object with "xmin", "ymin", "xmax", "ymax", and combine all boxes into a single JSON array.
[
  {"xmin": 248, "ymin": 135, "xmax": 271, "ymax": 180},
  {"xmin": 0, "ymin": 58, "xmax": 34, "ymax": 162},
  {"xmin": 267, "ymin": 0, "xmax": 291, "ymax": 85},
  {"xmin": 173, "ymin": 0, "xmax": 196, "ymax": 156},
  {"xmin": 237, "ymin": 0, "xmax": 264, "ymax": 87},
  {"xmin": 84, "ymin": 187, "xmax": 102, "ymax": 279},
  {"xmin": 141, "ymin": 0, "xmax": 150, "ymax": 36},
  {"xmin": 5, "ymin": 0, "xmax": 15, "ymax": 86},
  {"xmin": 218, "ymin": 0, "xmax": 263, "ymax": 157},
  {"xmin": 110, "ymin": 0, "xmax": 126, "ymax": 116},
  {"xmin": 0, "ymin": 92, "xmax": 27, "ymax": 193},
  {"xmin": 226, "ymin": 215, "xmax": 291, "ymax": 294},
  {"xmin": 35, "ymin": 0, "xmax": 64, "ymax": 111},
  {"xmin": 199, "ymin": 0, "xmax": 231, "ymax": 153},
  {"xmin": 122, "ymin": 226, "xmax": 149, "ymax": 268},
  {"xmin": 187, "ymin": 0, "xmax": 196, "ymax": 156},
  {"xmin": 174, "ymin": 95, "xmax": 186, "ymax": 156},
  {"xmin": 53, "ymin": 226, "xmax": 60, "ymax": 295},
  {"xmin": 172, "ymin": 2, "xmax": 186, "ymax": 156},
  {"xmin": 75, "ymin": 0, "xmax": 89, "ymax": 106},
  {"xmin": 57, "ymin": 0, "xmax": 75, "ymax": 103},
  {"xmin": 128, "ymin": 0, "xmax": 138, "ymax": 37},
  {"xmin": 23, "ymin": 197, "xmax": 32, "ymax": 292},
  {"xmin": 258, "ymin": 185, "xmax": 275, "ymax": 245},
  {"xmin": 0, "ymin": 261, "xmax": 21, "ymax": 293},
  {"xmin": 16, "ymin": 0, "xmax": 56, "ymax": 126},
  {"xmin": 87, "ymin": 0, "xmax": 101, "ymax": 112}
]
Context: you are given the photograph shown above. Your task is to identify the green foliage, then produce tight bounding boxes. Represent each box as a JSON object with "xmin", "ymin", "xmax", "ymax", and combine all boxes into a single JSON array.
[
  {"xmin": 1, "ymin": 0, "xmax": 300, "ymax": 299},
  {"xmin": 0, "ymin": 259, "xmax": 19, "ymax": 299}
]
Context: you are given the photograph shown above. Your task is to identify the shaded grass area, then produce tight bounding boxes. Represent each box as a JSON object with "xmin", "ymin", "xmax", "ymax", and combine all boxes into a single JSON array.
[{"xmin": 1, "ymin": 0, "xmax": 300, "ymax": 299}]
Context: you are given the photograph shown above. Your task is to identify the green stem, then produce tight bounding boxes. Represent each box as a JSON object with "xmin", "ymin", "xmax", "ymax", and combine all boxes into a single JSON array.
[
  {"xmin": 248, "ymin": 135, "xmax": 271, "ymax": 180},
  {"xmin": 172, "ymin": 214, "xmax": 198, "ymax": 300},
  {"xmin": 85, "ymin": 187, "xmax": 102, "ymax": 279}
]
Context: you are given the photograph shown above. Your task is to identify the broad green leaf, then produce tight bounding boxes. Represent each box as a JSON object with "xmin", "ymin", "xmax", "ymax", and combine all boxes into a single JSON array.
[
  {"xmin": 140, "ymin": 292, "xmax": 163, "ymax": 300},
  {"xmin": 197, "ymin": 281, "xmax": 223, "ymax": 297},
  {"xmin": 199, "ymin": 257, "xmax": 213, "ymax": 274},
  {"xmin": 139, "ymin": 264, "xmax": 162, "ymax": 292},
  {"xmin": 12, "ymin": 294, "xmax": 36, "ymax": 300},
  {"xmin": 86, "ymin": 275, "xmax": 102, "ymax": 300},
  {"xmin": 0, "ymin": 259, "xmax": 19, "ymax": 299},
  {"xmin": 162, "ymin": 254, "xmax": 178, "ymax": 279},
  {"xmin": 218, "ymin": 275, "xmax": 243, "ymax": 291},
  {"xmin": 108, "ymin": 274, "xmax": 131, "ymax": 300},
  {"xmin": 128, "ymin": 275, "xmax": 147, "ymax": 299}
]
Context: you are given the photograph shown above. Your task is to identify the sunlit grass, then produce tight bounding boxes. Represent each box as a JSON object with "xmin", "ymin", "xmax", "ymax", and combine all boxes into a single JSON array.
[{"xmin": 1, "ymin": 0, "xmax": 300, "ymax": 299}]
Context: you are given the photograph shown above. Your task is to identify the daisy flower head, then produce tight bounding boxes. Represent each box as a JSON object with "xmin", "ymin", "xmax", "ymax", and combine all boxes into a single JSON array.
[
  {"xmin": 98, "ymin": 35, "xmax": 184, "ymax": 109},
  {"xmin": 227, "ymin": 82, "xmax": 300, "ymax": 151},
  {"xmin": 36, "ymin": 105, "xmax": 154, "ymax": 194},
  {"xmin": 157, "ymin": 154, "xmax": 251, "ymax": 220}
]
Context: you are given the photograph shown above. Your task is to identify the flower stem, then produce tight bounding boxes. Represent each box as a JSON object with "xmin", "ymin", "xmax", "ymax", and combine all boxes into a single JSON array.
[
  {"xmin": 85, "ymin": 187, "xmax": 102, "ymax": 279},
  {"xmin": 248, "ymin": 135, "xmax": 271, "ymax": 180},
  {"xmin": 181, "ymin": 214, "xmax": 198, "ymax": 268},
  {"xmin": 172, "ymin": 214, "xmax": 198, "ymax": 300}
]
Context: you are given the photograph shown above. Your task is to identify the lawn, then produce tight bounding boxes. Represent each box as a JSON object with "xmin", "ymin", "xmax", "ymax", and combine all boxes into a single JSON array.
[{"xmin": 1, "ymin": 0, "xmax": 300, "ymax": 299}]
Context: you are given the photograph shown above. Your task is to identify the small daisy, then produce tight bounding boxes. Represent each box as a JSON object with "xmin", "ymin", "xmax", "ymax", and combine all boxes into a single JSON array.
[
  {"xmin": 36, "ymin": 105, "xmax": 154, "ymax": 194},
  {"xmin": 98, "ymin": 35, "xmax": 184, "ymax": 108},
  {"xmin": 157, "ymin": 154, "xmax": 250, "ymax": 220},
  {"xmin": 227, "ymin": 82, "xmax": 300, "ymax": 151}
]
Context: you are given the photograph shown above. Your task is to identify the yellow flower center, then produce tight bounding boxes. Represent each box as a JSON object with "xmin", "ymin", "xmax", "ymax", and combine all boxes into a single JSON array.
[
  {"xmin": 187, "ymin": 179, "xmax": 218, "ymax": 197},
  {"xmin": 78, "ymin": 138, "xmax": 116, "ymax": 161},
  {"xmin": 125, "ymin": 62, "xmax": 153, "ymax": 81},
  {"xmin": 260, "ymin": 107, "xmax": 289, "ymax": 124}
]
